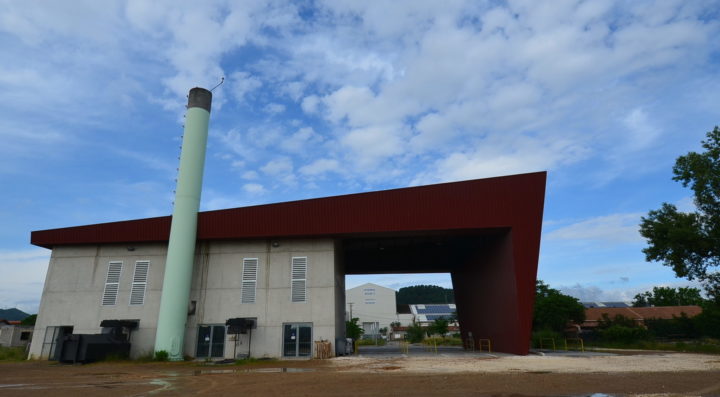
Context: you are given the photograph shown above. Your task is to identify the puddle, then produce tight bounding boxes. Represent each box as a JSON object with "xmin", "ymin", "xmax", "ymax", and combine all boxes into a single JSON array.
[
  {"xmin": 193, "ymin": 367, "xmax": 316, "ymax": 375},
  {"xmin": 146, "ymin": 378, "xmax": 175, "ymax": 395}
]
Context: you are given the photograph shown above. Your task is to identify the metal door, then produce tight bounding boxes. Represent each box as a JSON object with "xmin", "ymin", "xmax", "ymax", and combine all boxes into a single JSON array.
[
  {"xmin": 282, "ymin": 323, "xmax": 312, "ymax": 357},
  {"xmin": 196, "ymin": 325, "xmax": 225, "ymax": 358}
]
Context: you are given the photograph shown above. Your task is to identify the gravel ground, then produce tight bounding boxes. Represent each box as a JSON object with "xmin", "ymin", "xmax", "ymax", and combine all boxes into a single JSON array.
[
  {"xmin": 1, "ymin": 351, "xmax": 719, "ymax": 396},
  {"xmin": 331, "ymin": 352, "xmax": 720, "ymax": 374}
]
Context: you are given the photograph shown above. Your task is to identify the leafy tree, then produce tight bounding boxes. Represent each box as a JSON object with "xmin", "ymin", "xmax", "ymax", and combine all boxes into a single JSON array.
[
  {"xmin": 345, "ymin": 317, "xmax": 364, "ymax": 341},
  {"xmin": 427, "ymin": 317, "xmax": 449, "ymax": 337},
  {"xmin": 20, "ymin": 314, "xmax": 37, "ymax": 326},
  {"xmin": 702, "ymin": 273, "xmax": 720, "ymax": 305},
  {"xmin": 405, "ymin": 322, "xmax": 425, "ymax": 343},
  {"xmin": 640, "ymin": 127, "xmax": 720, "ymax": 283},
  {"xmin": 533, "ymin": 280, "xmax": 585, "ymax": 333},
  {"xmin": 632, "ymin": 286, "xmax": 704, "ymax": 307},
  {"xmin": 396, "ymin": 285, "xmax": 454, "ymax": 305}
]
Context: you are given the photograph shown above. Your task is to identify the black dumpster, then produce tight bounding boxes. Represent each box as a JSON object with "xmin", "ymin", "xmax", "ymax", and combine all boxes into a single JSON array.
[{"xmin": 56, "ymin": 319, "xmax": 138, "ymax": 363}]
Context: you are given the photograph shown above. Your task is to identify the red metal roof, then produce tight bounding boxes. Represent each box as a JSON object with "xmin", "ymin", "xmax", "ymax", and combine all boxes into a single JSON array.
[
  {"xmin": 582, "ymin": 306, "xmax": 703, "ymax": 328},
  {"xmin": 31, "ymin": 172, "xmax": 546, "ymax": 248}
]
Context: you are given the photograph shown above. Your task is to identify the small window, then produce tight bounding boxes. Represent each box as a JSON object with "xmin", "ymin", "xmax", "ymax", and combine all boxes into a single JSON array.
[
  {"xmin": 241, "ymin": 258, "xmax": 259, "ymax": 304},
  {"xmin": 291, "ymin": 257, "xmax": 307, "ymax": 302},
  {"xmin": 363, "ymin": 288, "xmax": 376, "ymax": 296},
  {"xmin": 365, "ymin": 299, "xmax": 376, "ymax": 304},
  {"xmin": 102, "ymin": 262, "xmax": 123, "ymax": 306},
  {"xmin": 129, "ymin": 261, "xmax": 149, "ymax": 305},
  {"xmin": 20, "ymin": 331, "xmax": 31, "ymax": 341}
]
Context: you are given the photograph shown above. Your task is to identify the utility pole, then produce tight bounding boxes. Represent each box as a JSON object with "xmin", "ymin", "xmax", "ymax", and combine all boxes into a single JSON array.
[{"xmin": 348, "ymin": 302, "xmax": 354, "ymax": 319}]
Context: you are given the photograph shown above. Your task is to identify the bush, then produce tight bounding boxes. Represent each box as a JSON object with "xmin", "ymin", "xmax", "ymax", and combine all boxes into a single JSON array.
[
  {"xmin": 695, "ymin": 304, "xmax": 720, "ymax": 338},
  {"xmin": 356, "ymin": 338, "xmax": 386, "ymax": 346},
  {"xmin": 646, "ymin": 314, "xmax": 699, "ymax": 339},
  {"xmin": 0, "ymin": 347, "xmax": 26, "ymax": 361},
  {"xmin": 405, "ymin": 323, "xmax": 425, "ymax": 343},
  {"xmin": 154, "ymin": 350, "xmax": 170, "ymax": 361},
  {"xmin": 531, "ymin": 329, "xmax": 562, "ymax": 349},
  {"xmin": 599, "ymin": 325, "xmax": 651, "ymax": 343}
]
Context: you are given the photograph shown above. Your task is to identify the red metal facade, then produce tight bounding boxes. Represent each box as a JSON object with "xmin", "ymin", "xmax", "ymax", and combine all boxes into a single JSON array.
[{"xmin": 31, "ymin": 172, "xmax": 545, "ymax": 248}]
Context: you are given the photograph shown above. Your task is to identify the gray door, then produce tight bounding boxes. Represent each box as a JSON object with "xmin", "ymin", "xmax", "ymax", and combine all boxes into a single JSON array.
[
  {"xmin": 283, "ymin": 323, "xmax": 312, "ymax": 357},
  {"xmin": 196, "ymin": 325, "xmax": 225, "ymax": 358}
]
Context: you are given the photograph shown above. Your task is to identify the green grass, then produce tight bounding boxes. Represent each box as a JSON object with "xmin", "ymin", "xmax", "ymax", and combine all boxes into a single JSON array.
[{"xmin": 0, "ymin": 347, "xmax": 27, "ymax": 361}]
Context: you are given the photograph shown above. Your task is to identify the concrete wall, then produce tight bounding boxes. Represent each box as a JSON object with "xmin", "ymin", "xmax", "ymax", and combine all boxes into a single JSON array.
[
  {"xmin": 345, "ymin": 283, "xmax": 397, "ymax": 333},
  {"xmin": 29, "ymin": 238, "xmax": 341, "ymax": 360}
]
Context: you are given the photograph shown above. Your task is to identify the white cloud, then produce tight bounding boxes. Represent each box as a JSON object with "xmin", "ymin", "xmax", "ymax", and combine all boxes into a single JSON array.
[
  {"xmin": 264, "ymin": 103, "xmax": 286, "ymax": 114},
  {"xmin": 546, "ymin": 213, "xmax": 644, "ymax": 244},
  {"xmin": 260, "ymin": 157, "xmax": 296, "ymax": 186},
  {"xmin": 340, "ymin": 124, "xmax": 409, "ymax": 169},
  {"xmin": 242, "ymin": 170, "xmax": 259, "ymax": 180},
  {"xmin": 622, "ymin": 108, "xmax": 661, "ymax": 151},
  {"xmin": 300, "ymin": 158, "xmax": 340, "ymax": 177},
  {"xmin": 230, "ymin": 71, "xmax": 263, "ymax": 103},
  {"xmin": 0, "ymin": 248, "xmax": 50, "ymax": 313},
  {"xmin": 280, "ymin": 127, "xmax": 324, "ymax": 154},
  {"xmin": 243, "ymin": 183, "xmax": 267, "ymax": 195},
  {"xmin": 412, "ymin": 134, "xmax": 588, "ymax": 184},
  {"xmin": 301, "ymin": 95, "xmax": 320, "ymax": 114}
]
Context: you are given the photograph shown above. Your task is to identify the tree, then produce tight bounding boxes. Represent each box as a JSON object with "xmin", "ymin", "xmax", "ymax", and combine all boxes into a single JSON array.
[
  {"xmin": 632, "ymin": 286, "xmax": 704, "ymax": 307},
  {"xmin": 533, "ymin": 280, "xmax": 585, "ymax": 333},
  {"xmin": 640, "ymin": 127, "xmax": 720, "ymax": 283},
  {"xmin": 20, "ymin": 314, "xmax": 36, "ymax": 326},
  {"xmin": 396, "ymin": 285, "xmax": 454, "ymax": 305},
  {"xmin": 427, "ymin": 317, "xmax": 449, "ymax": 337},
  {"xmin": 405, "ymin": 322, "xmax": 425, "ymax": 343},
  {"xmin": 345, "ymin": 317, "xmax": 364, "ymax": 341}
]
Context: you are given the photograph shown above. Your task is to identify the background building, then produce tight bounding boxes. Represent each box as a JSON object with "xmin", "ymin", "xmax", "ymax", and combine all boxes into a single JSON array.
[
  {"xmin": 346, "ymin": 283, "xmax": 398, "ymax": 337},
  {"xmin": 0, "ymin": 320, "xmax": 33, "ymax": 349}
]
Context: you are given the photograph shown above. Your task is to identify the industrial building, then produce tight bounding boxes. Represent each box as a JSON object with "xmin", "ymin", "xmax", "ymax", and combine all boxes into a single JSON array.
[
  {"xmin": 346, "ymin": 283, "xmax": 398, "ymax": 337},
  {"xmin": 27, "ymin": 84, "xmax": 544, "ymax": 361},
  {"xmin": 28, "ymin": 171, "xmax": 545, "ymax": 360}
]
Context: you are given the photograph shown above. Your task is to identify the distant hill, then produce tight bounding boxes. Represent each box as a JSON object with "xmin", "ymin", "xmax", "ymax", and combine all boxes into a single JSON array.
[
  {"xmin": 397, "ymin": 285, "xmax": 454, "ymax": 305},
  {"xmin": 0, "ymin": 308, "xmax": 30, "ymax": 321}
]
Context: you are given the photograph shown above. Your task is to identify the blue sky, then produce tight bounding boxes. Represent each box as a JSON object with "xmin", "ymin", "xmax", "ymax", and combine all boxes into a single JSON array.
[{"xmin": 1, "ymin": 1, "xmax": 719, "ymax": 314}]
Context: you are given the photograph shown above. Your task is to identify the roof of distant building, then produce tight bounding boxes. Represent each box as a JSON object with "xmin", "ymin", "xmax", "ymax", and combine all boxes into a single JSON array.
[
  {"xmin": 581, "ymin": 305, "xmax": 703, "ymax": 327},
  {"xmin": 581, "ymin": 301, "xmax": 633, "ymax": 308},
  {"xmin": 346, "ymin": 283, "xmax": 396, "ymax": 292}
]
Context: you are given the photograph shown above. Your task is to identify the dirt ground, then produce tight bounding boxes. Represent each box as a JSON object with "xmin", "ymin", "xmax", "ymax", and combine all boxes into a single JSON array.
[{"xmin": 1, "ymin": 351, "xmax": 719, "ymax": 396}]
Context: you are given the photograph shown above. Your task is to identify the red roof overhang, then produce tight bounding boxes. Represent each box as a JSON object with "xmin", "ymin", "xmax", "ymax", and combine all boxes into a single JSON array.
[{"xmin": 31, "ymin": 172, "xmax": 546, "ymax": 249}]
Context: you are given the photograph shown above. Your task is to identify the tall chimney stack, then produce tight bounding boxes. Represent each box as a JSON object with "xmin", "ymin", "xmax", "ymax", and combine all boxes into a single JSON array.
[{"xmin": 154, "ymin": 87, "xmax": 212, "ymax": 360}]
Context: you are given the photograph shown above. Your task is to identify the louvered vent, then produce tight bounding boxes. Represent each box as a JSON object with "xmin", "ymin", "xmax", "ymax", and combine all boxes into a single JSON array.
[
  {"xmin": 291, "ymin": 257, "xmax": 307, "ymax": 302},
  {"xmin": 241, "ymin": 258, "xmax": 258, "ymax": 304},
  {"xmin": 129, "ymin": 261, "xmax": 149, "ymax": 305},
  {"xmin": 101, "ymin": 261, "xmax": 122, "ymax": 306}
]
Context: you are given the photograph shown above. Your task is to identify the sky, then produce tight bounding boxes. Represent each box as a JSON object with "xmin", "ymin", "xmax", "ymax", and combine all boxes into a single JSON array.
[{"xmin": 1, "ymin": 0, "xmax": 719, "ymax": 314}]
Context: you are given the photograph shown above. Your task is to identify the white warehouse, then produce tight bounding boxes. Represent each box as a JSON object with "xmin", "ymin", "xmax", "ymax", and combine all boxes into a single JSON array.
[{"xmin": 346, "ymin": 283, "xmax": 398, "ymax": 336}]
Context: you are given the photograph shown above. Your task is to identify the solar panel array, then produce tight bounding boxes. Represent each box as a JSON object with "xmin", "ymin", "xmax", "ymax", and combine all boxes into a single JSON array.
[{"xmin": 414, "ymin": 304, "xmax": 455, "ymax": 314}]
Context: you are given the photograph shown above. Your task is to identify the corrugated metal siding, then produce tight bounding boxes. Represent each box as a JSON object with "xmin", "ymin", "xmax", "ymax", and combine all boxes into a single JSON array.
[{"xmin": 31, "ymin": 172, "xmax": 546, "ymax": 248}]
